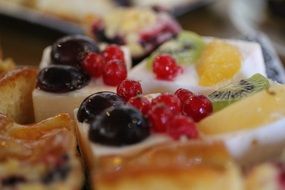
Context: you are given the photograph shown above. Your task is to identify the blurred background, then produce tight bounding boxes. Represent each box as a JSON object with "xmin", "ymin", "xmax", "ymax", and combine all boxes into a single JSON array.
[{"xmin": 0, "ymin": 0, "xmax": 284, "ymax": 66}]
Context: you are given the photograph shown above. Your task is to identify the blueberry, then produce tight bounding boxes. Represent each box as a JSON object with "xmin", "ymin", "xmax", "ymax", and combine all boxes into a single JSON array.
[
  {"xmin": 88, "ymin": 105, "xmax": 150, "ymax": 146},
  {"xmin": 37, "ymin": 65, "xmax": 90, "ymax": 93},
  {"xmin": 51, "ymin": 35, "xmax": 99, "ymax": 69},
  {"xmin": 77, "ymin": 91, "xmax": 125, "ymax": 123}
]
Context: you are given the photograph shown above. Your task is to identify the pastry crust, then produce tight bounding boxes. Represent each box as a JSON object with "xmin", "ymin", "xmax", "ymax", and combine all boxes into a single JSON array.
[
  {"xmin": 75, "ymin": 122, "xmax": 244, "ymax": 190},
  {"xmin": 0, "ymin": 67, "xmax": 37, "ymax": 124},
  {"xmin": 0, "ymin": 113, "xmax": 83, "ymax": 190}
]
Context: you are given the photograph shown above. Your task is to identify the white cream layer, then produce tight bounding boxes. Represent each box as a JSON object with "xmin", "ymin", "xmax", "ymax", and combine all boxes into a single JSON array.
[
  {"xmin": 74, "ymin": 109, "xmax": 171, "ymax": 158},
  {"xmin": 204, "ymin": 117, "xmax": 285, "ymax": 167}
]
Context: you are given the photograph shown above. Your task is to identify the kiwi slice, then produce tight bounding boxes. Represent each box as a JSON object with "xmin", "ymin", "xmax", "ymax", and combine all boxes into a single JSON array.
[
  {"xmin": 208, "ymin": 74, "xmax": 270, "ymax": 112},
  {"xmin": 146, "ymin": 31, "xmax": 205, "ymax": 70}
]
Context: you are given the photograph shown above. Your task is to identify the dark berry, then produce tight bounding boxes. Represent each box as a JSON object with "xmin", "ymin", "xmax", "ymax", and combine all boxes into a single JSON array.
[
  {"xmin": 117, "ymin": 80, "xmax": 142, "ymax": 101},
  {"xmin": 167, "ymin": 115, "xmax": 198, "ymax": 140},
  {"xmin": 153, "ymin": 54, "xmax": 182, "ymax": 80},
  {"xmin": 2, "ymin": 176, "xmax": 27, "ymax": 186},
  {"xmin": 51, "ymin": 35, "xmax": 99, "ymax": 69},
  {"xmin": 102, "ymin": 44, "xmax": 125, "ymax": 63},
  {"xmin": 147, "ymin": 104, "xmax": 174, "ymax": 133},
  {"xmin": 89, "ymin": 105, "xmax": 150, "ymax": 146},
  {"xmin": 83, "ymin": 52, "xmax": 105, "ymax": 78},
  {"xmin": 175, "ymin": 88, "xmax": 194, "ymax": 102},
  {"xmin": 128, "ymin": 96, "xmax": 151, "ymax": 116},
  {"xmin": 183, "ymin": 95, "xmax": 213, "ymax": 122},
  {"xmin": 77, "ymin": 91, "xmax": 125, "ymax": 123},
  {"xmin": 151, "ymin": 93, "xmax": 181, "ymax": 114},
  {"xmin": 103, "ymin": 59, "xmax": 127, "ymax": 86},
  {"xmin": 37, "ymin": 65, "xmax": 90, "ymax": 93}
]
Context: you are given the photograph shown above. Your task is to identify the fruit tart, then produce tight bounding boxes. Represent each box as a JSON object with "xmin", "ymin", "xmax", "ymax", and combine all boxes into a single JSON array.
[
  {"xmin": 0, "ymin": 67, "xmax": 37, "ymax": 124},
  {"xmin": 199, "ymin": 82, "xmax": 285, "ymax": 167},
  {"xmin": 91, "ymin": 8, "xmax": 181, "ymax": 62},
  {"xmin": 0, "ymin": 113, "xmax": 83, "ymax": 189},
  {"xmin": 73, "ymin": 79, "xmax": 237, "ymax": 189},
  {"xmin": 33, "ymin": 35, "xmax": 131, "ymax": 121},
  {"xmin": 76, "ymin": 73, "xmax": 285, "ymax": 172},
  {"xmin": 129, "ymin": 31, "xmax": 266, "ymax": 95}
]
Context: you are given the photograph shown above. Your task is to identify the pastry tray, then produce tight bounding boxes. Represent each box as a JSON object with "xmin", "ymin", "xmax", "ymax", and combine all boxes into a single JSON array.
[{"xmin": 0, "ymin": 0, "xmax": 213, "ymax": 34}]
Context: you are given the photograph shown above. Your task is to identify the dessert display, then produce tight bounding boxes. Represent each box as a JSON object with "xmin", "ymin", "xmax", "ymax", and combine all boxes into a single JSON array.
[
  {"xmin": 33, "ymin": 35, "xmax": 131, "ymax": 121},
  {"xmin": 0, "ymin": 113, "xmax": 83, "ymax": 189},
  {"xmin": 91, "ymin": 8, "xmax": 181, "ymax": 61},
  {"xmin": 129, "ymin": 31, "xmax": 267, "ymax": 94},
  {"xmin": 74, "ymin": 71, "xmax": 285, "ymax": 188},
  {"xmin": 1, "ymin": 2, "xmax": 285, "ymax": 187},
  {"xmin": 0, "ymin": 67, "xmax": 37, "ymax": 124}
]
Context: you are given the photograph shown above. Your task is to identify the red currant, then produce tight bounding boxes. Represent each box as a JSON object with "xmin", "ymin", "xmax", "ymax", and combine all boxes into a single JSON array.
[
  {"xmin": 151, "ymin": 93, "xmax": 181, "ymax": 114},
  {"xmin": 175, "ymin": 88, "xmax": 194, "ymax": 102},
  {"xmin": 103, "ymin": 60, "xmax": 127, "ymax": 86},
  {"xmin": 103, "ymin": 44, "xmax": 125, "ymax": 62},
  {"xmin": 153, "ymin": 54, "xmax": 182, "ymax": 81},
  {"xmin": 117, "ymin": 80, "xmax": 143, "ymax": 101},
  {"xmin": 167, "ymin": 115, "xmax": 198, "ymax": 140},
  {"xmin": 147, "ymin": 104, "xmax": 174, "ymax": 133},
  {"xmin": 83, "ymin": 52, "xmax": 105, "ymax": 78},
  {"xmin": 183, "ymin": 95, "xmax": 213, "ymax": 122},
  {"xmin": 128, "ymin": 95, "xmax": 151, "ymax": 116}
]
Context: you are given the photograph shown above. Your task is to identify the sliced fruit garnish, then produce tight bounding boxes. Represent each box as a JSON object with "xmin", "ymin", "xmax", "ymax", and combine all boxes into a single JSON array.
[
  {"xmin": 208, "ymin": 74, "xmax": 270, "ymax": 112},
  {"xmin": 197, "ymin": 40, "xmax": 242, "ymax": 86},
  {"xmin": 198, "ymin": 85, "xmax": 285, "ymax": 135},
  {"xmin": 146, "ymin": 31, "xmax": 205, "ymax": 69}
]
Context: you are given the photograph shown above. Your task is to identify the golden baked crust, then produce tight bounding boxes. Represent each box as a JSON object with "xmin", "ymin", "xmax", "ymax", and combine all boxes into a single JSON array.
[
  {"xmin": 0, "ymin": 67, "xmax": 37, "ymax": 124},
  {"xmin": 0, "ymin": 113, "xmax": 83, "ymax": 190},
  {"xmin": 81, "ymin": 140, "xmax": 243, "ymax": 190}
]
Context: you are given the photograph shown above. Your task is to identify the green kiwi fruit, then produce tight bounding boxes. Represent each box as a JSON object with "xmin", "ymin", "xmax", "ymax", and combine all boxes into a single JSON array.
[
  {"xmin": 146, "ymin": 31, "xmax": 205, "ymax": 70},
  {"xmin": 208, "ymin": 74, "xmax": 270, "ymax": 112}
]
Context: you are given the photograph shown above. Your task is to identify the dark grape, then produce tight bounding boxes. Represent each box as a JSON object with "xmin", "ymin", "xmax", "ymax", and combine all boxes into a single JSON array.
[
  {"xmin": 77, "ymin": 91, "xmax": 125, "ymax": 123},
  {"xmin": 51, "ymin": 35, "xmax": 99, "ymax": 69},
  {"xmin": 89, "ymin": 105, "xmax": 150, "ymax": 146},
  {"xmin": 37, "ymin": 65, "xmax": 90, "ymax": 93}
]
